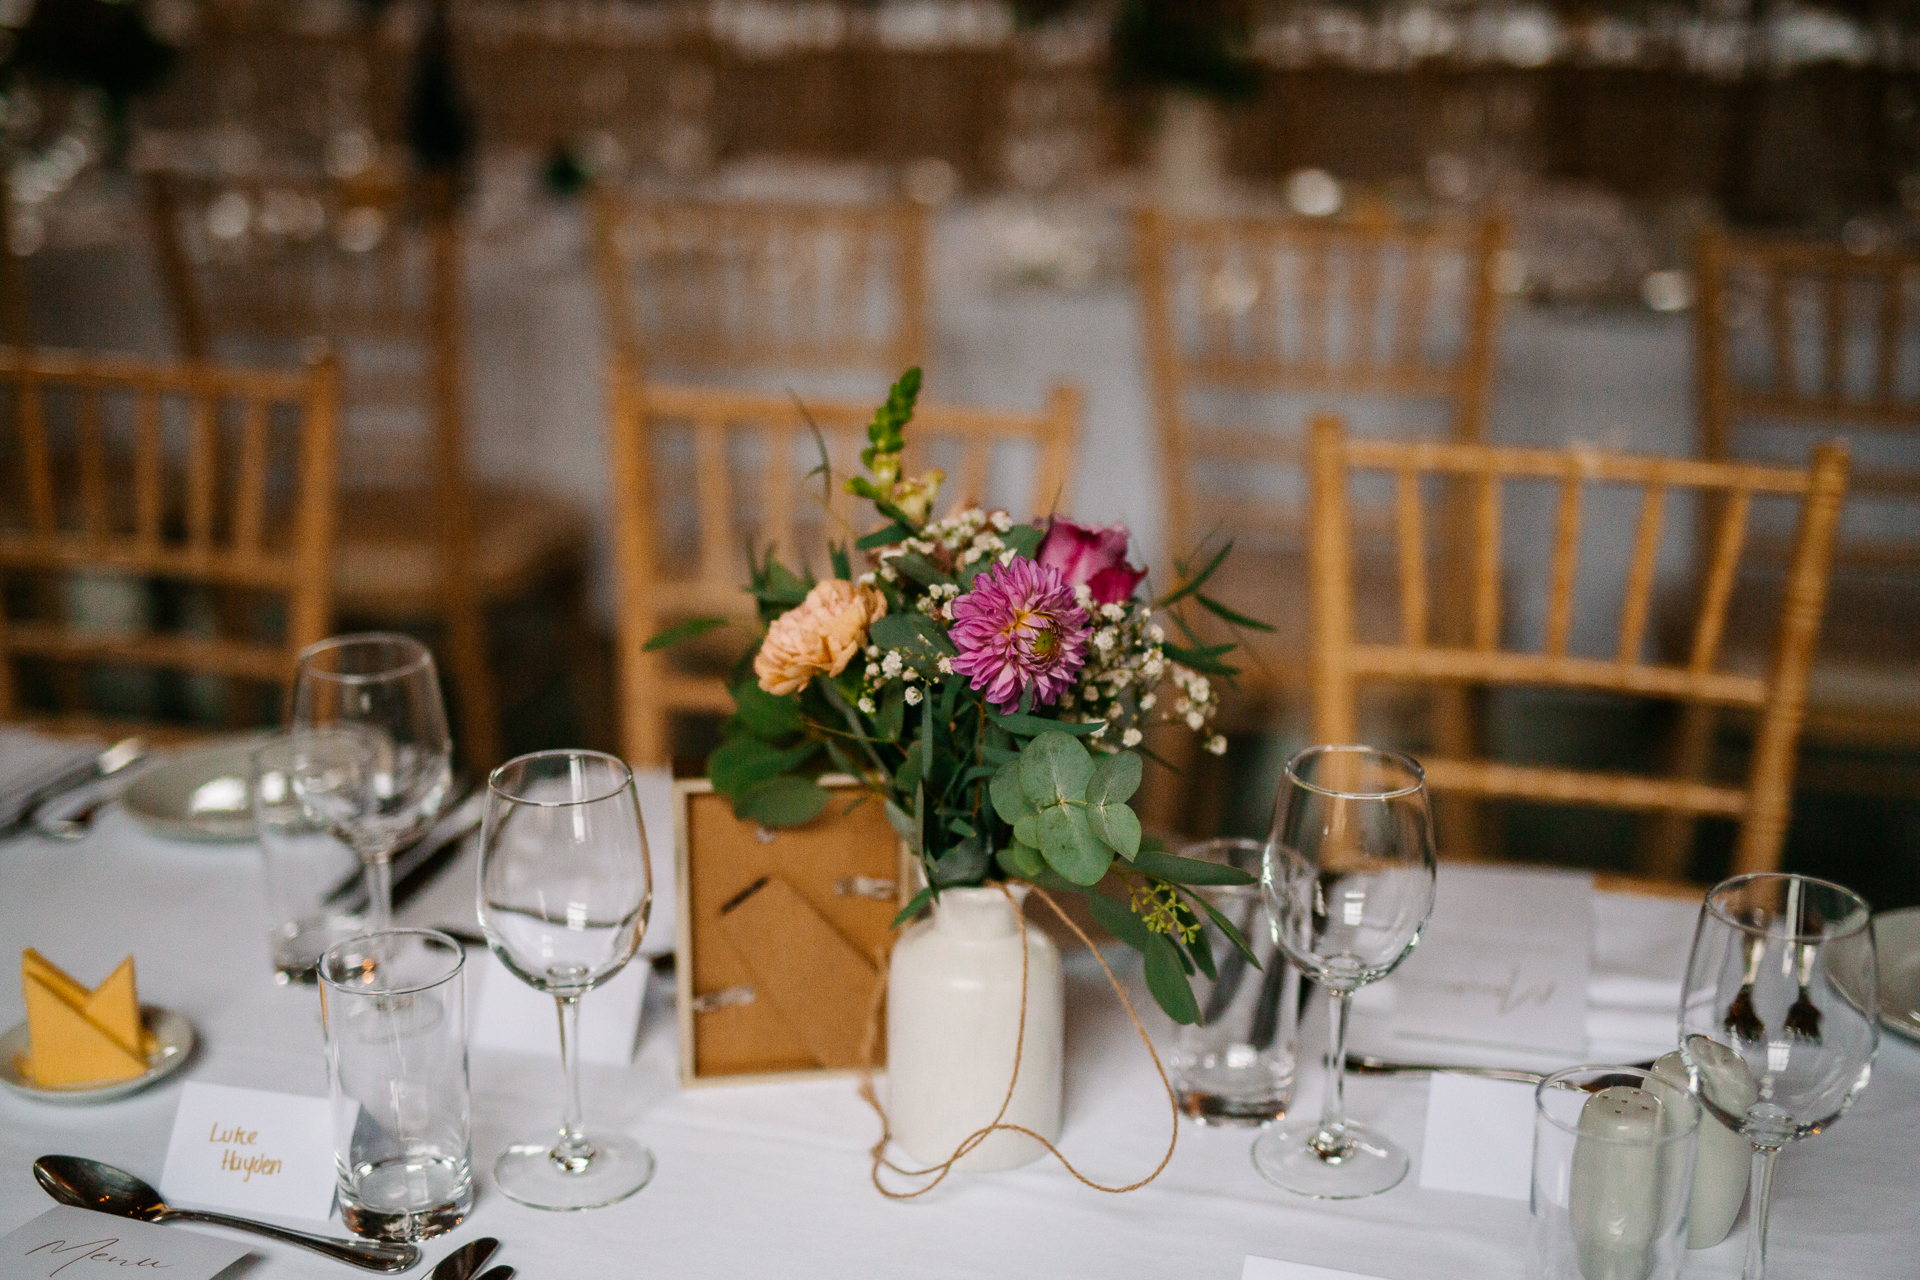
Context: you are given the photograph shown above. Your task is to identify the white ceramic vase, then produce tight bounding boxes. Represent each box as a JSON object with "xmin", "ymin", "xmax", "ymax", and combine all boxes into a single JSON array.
[{"xmin": 886, "ymin": 884, "xmax": 1063, "ymax": 1172}]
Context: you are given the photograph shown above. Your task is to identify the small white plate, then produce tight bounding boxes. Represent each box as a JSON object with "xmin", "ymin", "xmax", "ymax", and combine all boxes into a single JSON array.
[
  {"xmin": 121, "ymin": 740, "xmax": 268, "ymax": 843},
  {"xmin": 0, "ymin": 1005, "xmax": 195, "ymax": 1104},
  {"xmin": 1873, "ymin": 907, "xmax": 1920, "ymax": 1046}
]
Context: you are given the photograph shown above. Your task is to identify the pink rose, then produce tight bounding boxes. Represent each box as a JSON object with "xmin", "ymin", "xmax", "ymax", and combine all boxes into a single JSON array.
[{"xmin": 1035, "ymin": 517, "xmax": 1146, "ymax": 605}]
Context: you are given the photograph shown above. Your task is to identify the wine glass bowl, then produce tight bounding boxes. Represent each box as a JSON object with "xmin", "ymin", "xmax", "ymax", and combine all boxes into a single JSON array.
[
  {"xmin": 291, "ymin": 634, "xmax": 453, "ymax": 932},
  {"xmin": 1255, "ymin": 745, "xmax": 1438, "ymax": 1199},
  {"xmin": 478, "ymin": 749, "xmax": 655, "ymax": 1211},
  {"xmin": 1679, "ymin": 872, "xmax": 1879, "ymax": 1279}
]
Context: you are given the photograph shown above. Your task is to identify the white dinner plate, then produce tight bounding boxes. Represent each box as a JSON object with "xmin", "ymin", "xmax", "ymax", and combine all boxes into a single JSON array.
[
  {"xmin": 1873, "ymin": 907, "xmax": 1920, "ymax": 1046},
  {"xmin": 0, "ymin": 1005, "xmax": 195, "ymax": 1104},
  {"xmin": 120, "ymin": 739, "xmax": 269, "ymax": 843}
]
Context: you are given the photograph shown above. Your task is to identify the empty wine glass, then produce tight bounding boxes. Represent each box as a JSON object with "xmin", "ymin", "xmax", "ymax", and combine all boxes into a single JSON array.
[
  {"xmin": 478, "ymin": 750, "xmax": 654, "ymax": 1210},
  {"xmin": 291, "ymin": 634, "xmax": 453, "ymax": 932},
  {"xmin": 1679, "ymin": 873, "xmax": 1879, "ymax": 1280},
  {"xmin": 1256, "ymin": 745, "xmax": 1438, "ymax": 1198}
]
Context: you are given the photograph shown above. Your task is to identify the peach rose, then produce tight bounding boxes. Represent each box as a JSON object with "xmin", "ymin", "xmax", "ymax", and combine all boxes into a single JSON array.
[{"xmin": 753, "ymin": 579, "xmax": 888, "ymax": 696}]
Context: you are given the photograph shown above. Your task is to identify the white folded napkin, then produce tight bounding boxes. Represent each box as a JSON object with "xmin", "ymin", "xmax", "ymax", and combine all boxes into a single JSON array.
[{"xmin": 0, "ymin": 727, "xmax": 99, "ymax": 829}]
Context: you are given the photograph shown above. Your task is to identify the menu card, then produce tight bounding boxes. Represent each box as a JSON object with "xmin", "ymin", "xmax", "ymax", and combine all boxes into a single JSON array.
[
  {"xmin": 1353, "ymin": 864, "xmax": 1592, "ymax": 1060},
  {"xmin": 0, "ymin": 1207, "xmax": 248, "ymax": 1280}
]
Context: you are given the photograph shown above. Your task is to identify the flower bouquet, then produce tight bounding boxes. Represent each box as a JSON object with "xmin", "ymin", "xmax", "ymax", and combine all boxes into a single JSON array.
[{"xmin": 651, "ymin": 369, "xmax": 1270, "ymax": 1024}]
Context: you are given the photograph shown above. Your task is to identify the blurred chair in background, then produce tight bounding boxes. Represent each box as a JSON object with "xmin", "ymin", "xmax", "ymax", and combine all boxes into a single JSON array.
[
  {"xmin": 1673, "ymin": 230, "xmax": 1920, "ymax": 842},
  {"xmin": 0, "ymin": 346, "xmax": 337, "ymax": 736},
  {"xmin": 1306, "ymin": 414, "xmax": 1849, "ymax": 885},
  {"xmin": 588, "ymin": 189, "xmax": 929, "ymax": 384},
  {"xmin": 1132, "ymin": 207, "xmax": 1505, "ymax": 844},
  {"xmin": 606, "ymin": 355, "xmax": 1078, "ymax": 769},
  {"xmin": 144, "ymin": 169, "xmax": 593, "ymax": 770}
]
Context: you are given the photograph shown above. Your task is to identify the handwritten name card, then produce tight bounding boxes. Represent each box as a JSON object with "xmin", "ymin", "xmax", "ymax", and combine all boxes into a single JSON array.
[
  {"xmin": 159, "ymin": 1082, "xmax": 339, "ymax": 1222},
  {"xmin": 0, "ymin": 1206, "xmax": 248, "ymax": 1280}
]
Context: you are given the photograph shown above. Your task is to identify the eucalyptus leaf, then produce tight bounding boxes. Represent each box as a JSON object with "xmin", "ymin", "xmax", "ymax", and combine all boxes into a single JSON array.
[
  {"xmin": 730, "ymin": 682, "xmax": 804, "ymax": 740},
  {"xmin": 1012, "ymin": 811, "xmax": 1040, "ymax": 848},
  {"xmin": 869, "ymin": 612, "xmax": 957, "ymax": 659},
  {"xmin": 1129, "ymin": 844, "xmax": 1259, "ymax": 886},
  {"xmin": 995, "ymin": 842, "xmax": 1046, "ymax": 879},
  {"xmin": 1003, "ymin": 522, "xmax": 1045, "ymax": 561},
  {"xmin": 856, "ymin": 522, "xmax": 913, "ymax": 550},
  {"xmin": 1086, "ymin": 751, "xmax": 1143, "ymax": 807},
  {"xmin": 929, "ymin": 839, "xmax": 989, "ymax": 887},
  {"xmin": 735, "ymin": 776, "xmax": 830, "ymax": 827},
  {"xmin": 1036, "ymin": 803, "xmax": 1112, "ymax": 886},
  {"xmin": 642, "ymin": 616, "xmax": 730, "ymax": 652},
  {"xmin": 1086, "ymin": 800, "xmax": 1141, "ymax": 859},
  {"xmin": 892, "ymin": 885, "xmax": 934, "ymax": 928},
  {"xmin": 708, "ymin": 738, "xmax": 817, "ymax": 800},
  {"xmin": 1087, "ymin": 891, "xmax": 1154, "ymax": 951},
  {"xmin": 1142, "ymin": 933, "xmax": 1201, "ymax": 1025},
  {"xmin": 989, "ymin": 760, "xmax": 1034, "ymax": 825},
  {"xmin": 991, "ymin": 709, "xmax": 1104, "ymax": 738},
  {"xmin": 1018, "ymin": 731, "xmax": 1093, "ymax": 807},
  {"xmin": 1190, "ymin": 889, "xmax": 1262, "ymax": 969},
  {"xmin": 1184, "ymin": 921, "xmax": 1218, "ymax": 981},
  {"xmin": 884, "ymin": 798, "xmax": 919, "ymax": 848}
]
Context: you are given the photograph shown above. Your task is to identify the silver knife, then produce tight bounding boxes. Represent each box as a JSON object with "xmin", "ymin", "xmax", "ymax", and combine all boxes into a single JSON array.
[{"xmin": 428, "ymin": 1236, "xmax": 499, "ymax": 1280}]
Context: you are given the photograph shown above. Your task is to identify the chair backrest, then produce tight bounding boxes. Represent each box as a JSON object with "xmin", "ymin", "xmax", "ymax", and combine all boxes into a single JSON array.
[
  {"xmin": 144, "ymin": 169, "xmax": 464, "ymax": 492},
  {"xmin": 0, "ymin": 347, "xmax": 339, "ymax": 727},
  {"xmin": 589, "ymin": 191, "xmax": 929, "ymax": 380},
  {"xmin": 1696, "ymin": 228, "xmax": 1920, "ymax": 573},
  {"xmin": 607, "ymin": 359, "xmax": 1079, "ymax": 766},
  {"xmin": 1306, "ymin": 414, "xmax": 1849, "ymax": 878},
  {"xmin": 1135, "ymin": 207, "xmax": 1504, "ymax": 561}
]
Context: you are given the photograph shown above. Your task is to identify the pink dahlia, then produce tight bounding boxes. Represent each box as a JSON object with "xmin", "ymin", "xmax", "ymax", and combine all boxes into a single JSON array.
[
  {"xmin": 1037, "ymin": 518, "xmax": 1147, "ymax": 605},
  {"xmin": 948, "ymin": 558, "xmax": 1092, "ymax": 712}
]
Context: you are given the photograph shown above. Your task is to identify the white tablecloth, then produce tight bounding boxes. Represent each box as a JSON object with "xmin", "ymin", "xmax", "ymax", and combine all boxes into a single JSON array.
[{"xmin": 3, "ymin": 814, "xmax": 1915, "ymax": 1279}]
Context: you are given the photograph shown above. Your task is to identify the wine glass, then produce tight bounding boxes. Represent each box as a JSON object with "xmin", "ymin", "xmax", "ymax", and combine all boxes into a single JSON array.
[
  {"xmin": 290, "ymin": 633, "xmax": 453, "ymax": 933},
  {"xmin": 1255, "ymin": 745, "xmax": 1438, "ymax": 1198},
  {"xmin": 1679, "ymin": 873, "xmax": 1878, "ymax": 1280},
  {"xmin": 477, "ymin": 749, "xmax": 655, "ymax": 1210}
]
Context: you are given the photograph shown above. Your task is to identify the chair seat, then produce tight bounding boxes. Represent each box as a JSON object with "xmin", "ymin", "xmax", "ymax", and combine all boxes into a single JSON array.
[{"xmin": 333, "ymin": 485, "xmax": 593, "ymax": 616}]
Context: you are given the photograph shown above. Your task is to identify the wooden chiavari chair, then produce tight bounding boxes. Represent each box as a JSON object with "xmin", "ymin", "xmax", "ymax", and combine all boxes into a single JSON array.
[
  {"xmin": 1690, "ymin": 230, "xmax": 1920, "ymax": 768},
  {"xmin": 0, "ymin": 347, "xmax": 338, "ymax": 734},
  {"xmin": 1306, "ymin": 414, "xmax": 1850, "ymax": 882},
  {"xmin": 145, "ymin": 169, "xmax": 592, "ymax": 770},
  {"xmin": 1133, "ymin": 207, "xmax": 1504, "ymax": 844},
  {"xmin": 589, "ymin": 190, "xmax": 929, "ymax": 381},
  {"xmin": 608, "ymin": 357, "xmax": 1078, "ymax": 768}
]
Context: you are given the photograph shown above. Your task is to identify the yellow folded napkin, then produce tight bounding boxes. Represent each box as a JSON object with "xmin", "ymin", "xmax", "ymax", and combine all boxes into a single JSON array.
[{"xmin": 20, "ymin": 949, "xmax": 153, "ymax": 1086}]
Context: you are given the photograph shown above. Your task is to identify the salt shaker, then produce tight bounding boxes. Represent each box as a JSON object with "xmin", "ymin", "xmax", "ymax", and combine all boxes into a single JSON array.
[
  {"xmin": 1569, "ymin": 1085, "xmax": 1665, "ymax": 1280},
  {"xmin": 1654, "ymin": 1046, "xmax": 1755, "ymax": 1248}
]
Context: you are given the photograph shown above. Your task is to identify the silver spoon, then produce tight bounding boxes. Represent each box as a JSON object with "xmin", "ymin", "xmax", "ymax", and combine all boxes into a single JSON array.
[
  {"xmin": 1347, "ymin": 1054, "xmax": 1659, "ymax": 1084},
  {"xmin": 33, "ymin": 1155, "xmax": 420, "ymax": 1273}
]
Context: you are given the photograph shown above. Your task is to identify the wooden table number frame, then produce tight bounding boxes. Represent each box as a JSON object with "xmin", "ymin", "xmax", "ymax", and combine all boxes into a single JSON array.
[{"xmin": 673, "ymin": 776, "xmax": 910, "ymax": 1087}]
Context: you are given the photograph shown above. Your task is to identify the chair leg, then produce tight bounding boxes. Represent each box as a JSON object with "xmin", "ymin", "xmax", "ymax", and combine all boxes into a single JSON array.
[
  {"xmin": 444, "ymin": 594, "xmax": 501, "ymax": 777},
  {"xmin": 1643, "ymin": 703, "xmax": 1717, "ymax": 881}
]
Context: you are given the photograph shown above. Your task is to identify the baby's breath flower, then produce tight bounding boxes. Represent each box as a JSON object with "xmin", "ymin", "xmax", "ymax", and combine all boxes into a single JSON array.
[
  {"xmin": 905, "ymin": 686, "xmax": 923, "ymax": 705},
  {"xmin": 857, "ymin": 696, "xmax": 876, "ymax": 714},
  {"xmin": 1122, "ymin": 727, "xmax": 1143, "ymax": 747},
  {"xmin": 936, "ymin": 655, "xmax": 953, "ymax": 674},
  {"xmin": 1205, "ymin": 734, "xmax": 1227, "ymax": 755},
  {"xmin": 881, "ymin": 651, "xmax": 903, "ymax": 678},
  {"xmin": 1186, "ymin": 711, "xmax": 1205, "ymax": 730}
]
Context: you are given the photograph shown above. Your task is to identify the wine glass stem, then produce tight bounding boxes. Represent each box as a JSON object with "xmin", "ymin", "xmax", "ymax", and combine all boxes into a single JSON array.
[
  {"xmin": 1743, "ymin": 1141, "xmax": 1782, "ymax": 1280},
  {"xmin": 1315, "ymin": 985, "xmax": 1355, "ymax": 1151},
  {"xmin": 551, "ymin": 993, "xmax": 595, "ymax": 1173},
  {"xmin": 362, "ymin": 855, "xmax": 393, "ymax": 933}
]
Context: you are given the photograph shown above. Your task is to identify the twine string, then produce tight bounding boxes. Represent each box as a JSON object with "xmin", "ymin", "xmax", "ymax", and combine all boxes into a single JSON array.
[{"xmin": 857, "ymin": 881, "xmax": 1181, "ymax": 1199}]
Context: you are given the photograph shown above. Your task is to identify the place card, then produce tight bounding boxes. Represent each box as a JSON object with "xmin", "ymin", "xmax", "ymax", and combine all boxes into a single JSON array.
[
  {"xmin": 1417, "ymin": 1073, "xmax": 1536, "ymax": 1200},
  {"xmin": 159, "ymin": 1082, "xmax": 339, "ymax": 1222},
  {"xmin": 471, "ymin": 949, "xmax": 648, "ymax": 1065},
  {"xmin": 0, "ymin": 1206, "xmax": 248, "ymax": 1280},
  {"xmin": 1242, "ymin": 1258, "xmax": 1389, "ymax": 1280},
  {"xmin": 1372, "ymin": 865, "xmax": 1592, "ymax": 1056}
]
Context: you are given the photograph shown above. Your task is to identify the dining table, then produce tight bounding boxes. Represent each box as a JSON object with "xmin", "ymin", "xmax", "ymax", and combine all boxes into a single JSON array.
[{"xmin": 2, "ymin": 804, "xmax": 1915, "ymax": 1280}]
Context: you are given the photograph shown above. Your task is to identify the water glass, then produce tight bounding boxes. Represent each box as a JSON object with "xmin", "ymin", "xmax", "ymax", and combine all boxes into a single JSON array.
[
  {"xmin": 1529, "ymin": 1065, "xmax": 1701, "ymax": 1280},
  {"xmin": 1169, "ymin": 837, "xmax": 1300, "ymax": 1126},
  {"xmin": 252, "ymin": 735, "xmax": 364, "ymax": 984},
  {"xmin": 318, "ymin": 929, "xmax": 473, "ymax": 1242}
]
